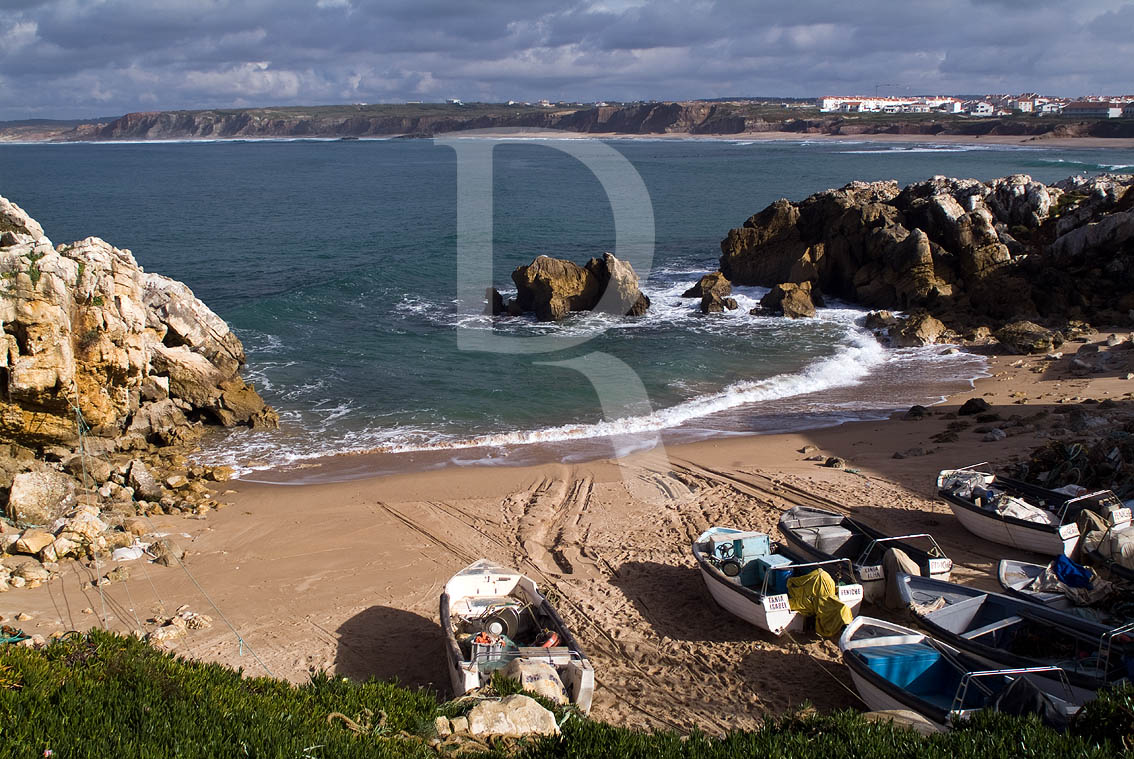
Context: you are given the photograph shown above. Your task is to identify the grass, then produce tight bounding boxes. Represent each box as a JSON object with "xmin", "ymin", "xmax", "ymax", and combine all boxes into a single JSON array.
[{"xmin": 0, "ymin": 631, "xmax": 1130, "ymax": 758}]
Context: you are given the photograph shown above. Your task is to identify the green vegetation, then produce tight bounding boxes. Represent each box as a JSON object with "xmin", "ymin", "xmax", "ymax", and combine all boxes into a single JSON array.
[
  {"xmin": 23, "ymin": 250, "xmax": 45, "ymax": 287},
  {"xmin": 0, "ymin": 631, "xmax": 1130, "ymax": 758}
]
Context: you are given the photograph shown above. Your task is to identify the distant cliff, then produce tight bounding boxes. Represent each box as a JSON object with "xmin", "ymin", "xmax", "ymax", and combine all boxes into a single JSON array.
[{"xmin": 9, "ymin": 102, "xmax": 1129, "ymax": 142}]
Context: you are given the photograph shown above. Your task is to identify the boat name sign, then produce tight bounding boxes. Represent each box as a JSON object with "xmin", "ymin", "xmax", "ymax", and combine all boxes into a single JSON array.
[
  {"xmin": 1110, "ymin": 508, "xmax": 1132, "ymax": 528},
  {"xmin": 928, "ymin": 558, "xmax": 953, "ymax": 575},
  {"xmin": 837, "ymin": 584, "xmax": 864, "ymax": 604},
  {"xmin": 762, "ymin": 594, "xmax": 791, "ymax": 614},
  {"xmin": 1057, "ymin": 523, "xmax": 1081, "ymax": 540},
  {"xmin": 859, "ymin": 565, "xmax": 884, "ymax": 581}
]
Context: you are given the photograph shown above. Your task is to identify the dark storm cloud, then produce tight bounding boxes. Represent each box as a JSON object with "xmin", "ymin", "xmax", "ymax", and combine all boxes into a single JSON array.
[{"xmin": 0, "ymin": 0, "xmax": 1130, "ymax": 120}]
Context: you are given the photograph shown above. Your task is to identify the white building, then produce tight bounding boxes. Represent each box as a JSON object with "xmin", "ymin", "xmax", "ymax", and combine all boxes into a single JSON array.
[
  {"xmin": 1063, "ymin": 101, "xmax": 1123, "ymax": 118},
  {"xmin": 966, "ymin": 101, "xmax": 995, "ymax": 116}
]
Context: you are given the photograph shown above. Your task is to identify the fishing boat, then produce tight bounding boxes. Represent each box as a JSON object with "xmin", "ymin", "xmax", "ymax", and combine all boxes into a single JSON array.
[
  {"xmin": 692, "ymin": 526, "xmax": 863, "ymax": 636},
  {"xmin": 440, "ymin": 559, "xmax": 594, "ymax": 711},
  {"xmin": 899, "ymin": 573, "xmax": 1134, "ymax": 690},
  {"xmin": 998, "ymin": 558, "xmax": 1130, "ymax": 627},
  {"xmin": 936, "ymin": 464, "xmax": 1085, "ymax": 556},
  {"xmin": 778, "ymin": 505, "xmax": 952, "ymax": 603},
  {"xmin": 840, "ymin": 616, "xmax": 1094, "ymax": 731}
]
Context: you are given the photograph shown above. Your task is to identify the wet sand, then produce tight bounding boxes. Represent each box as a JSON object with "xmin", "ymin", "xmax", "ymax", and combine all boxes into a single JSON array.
[{"xmin": 7, "ymin": 339, "xmax": 1134, "ymax": 733}]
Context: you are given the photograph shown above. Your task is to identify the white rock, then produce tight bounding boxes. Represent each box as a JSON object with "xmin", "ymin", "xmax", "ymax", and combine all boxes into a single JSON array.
[
  {"xmin": 466, "ymin": 694, "xmax": 559, "ymax": 737},
  {"xmin": 502, "ymin": 658, "xmax": 569, "ymax": 705}
]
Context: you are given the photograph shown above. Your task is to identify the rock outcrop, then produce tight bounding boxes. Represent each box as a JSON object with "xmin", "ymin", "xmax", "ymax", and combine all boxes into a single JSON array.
[
  {"xmin": 717, "ymin": 173, "xmax": 1134, "ymax": 335},
  {"xmin": 681, "ymin": 271, "xmax": 731, "ymax": 299},
  {"xmin": 0, "ymin": 196, "xmax": 276, "ymax": 452},
  {"xmin": 0, "ymin": 195, "xmax": 273, "ymax": 586},
  {"xmin": 503, "ymin": 252, "xmax": 649, "ymax": 321},
  {"xmin": 759, "ymin": 282, "xmax": 819, "ymax": 319}
]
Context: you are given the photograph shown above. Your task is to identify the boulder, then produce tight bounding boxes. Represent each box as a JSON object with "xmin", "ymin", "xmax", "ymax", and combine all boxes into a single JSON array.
[
  {"xmin": 150, "ymin": 537, "xmax": 185, "ymax": 567},
  {"xmin": 682, "ymin": 272, "xmax": 731, "ymax": 299},
  {"xmin": 700, "ymin": 292, "xmax": 738, "ymax": 314},
  {"xmin": 466, "ymin": 694, "xmax": 559, "ymax": 737},
  {"xmin": 585, "ymin": 252, "xmax": 650, "ymax": 316},
  {"xmin": 760, "ymin": 282, "xmax": 817, "ymax": 319},
  {"xmin": 511, "ymin": 256, "xmax": 600, "ymax": 322},
  {"xmin": 127, "ymin": 399, "xmax": 190, "ymax": 446},
  {"xmin": 958, "ymin": 398, "xmax": 992, "ymax": 416},
  {"xmin": 7, "ymin": 470, "xmax": 76, "ymax": 525},
  {"xmin": 484, "ymin": 287, "xmax": 506, "ymax": 316},
  {"xmin": 502, "ymin": 658, "xmax": 569, "ymax": 705},
  {"xmin": 864, "ymin": 311, "xmax": 898, "ymax": 330},
  {"xmin": 13, "ymin": 528, "xmax": 54, "ymax": 555},
  {"xmin": 0, "ymin": 196, "xmax": 45, "ymax": 242},
  {"xmin": 995, "ymin": 321, "xmax": 1064, "ymax": 354},
  {"xmin": 893, "ymin": 313, "xmax": 947, "ymax": 348},
  {"xmin": 127, "ymin": 459, "xmax": 164, "ymax": 502}
]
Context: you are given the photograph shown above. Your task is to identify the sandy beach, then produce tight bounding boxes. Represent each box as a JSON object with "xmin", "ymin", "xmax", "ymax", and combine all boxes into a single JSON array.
[{"xmin": 6, "ymin": 338, "xmax": 1133, "ymax": 733}]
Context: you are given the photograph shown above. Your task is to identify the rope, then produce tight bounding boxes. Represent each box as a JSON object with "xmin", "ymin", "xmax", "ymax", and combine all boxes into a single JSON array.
[
  {"xmin": 67, "ymin": 384, "xmax": 268, "ymax": 676},
  {"xmin": 140, "ymin": 511, "xmax": 274, "ymax": 678},
  {"xmin": 70, "ymin": 396, "xmax": 110, "ymax": 631},
  {"xmin": 784, "ymin": 628, "xmax": 869, "ymax": 709}
]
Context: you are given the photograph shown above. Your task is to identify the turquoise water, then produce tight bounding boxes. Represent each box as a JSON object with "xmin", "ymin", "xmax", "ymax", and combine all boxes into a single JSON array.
[{"xmin": 1, "ymin": 137, "xmax": 1132, "ymax": 473}]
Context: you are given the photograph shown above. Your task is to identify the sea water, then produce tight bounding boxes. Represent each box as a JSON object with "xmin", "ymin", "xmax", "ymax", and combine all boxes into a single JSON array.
[{"xmin": 2, "ymin": 137, "xmax": 1132, "ymax": 477}]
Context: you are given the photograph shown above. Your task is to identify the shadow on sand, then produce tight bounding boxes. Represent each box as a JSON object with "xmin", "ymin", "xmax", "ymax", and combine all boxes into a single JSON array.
[{"xmin": 334, "ymin": 605, "xmax": 448, "ymax": 693}]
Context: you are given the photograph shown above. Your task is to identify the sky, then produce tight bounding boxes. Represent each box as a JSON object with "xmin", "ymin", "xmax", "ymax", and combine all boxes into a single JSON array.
[{"xmin": 1, "ymin": 0, "xmax": 1132, "ymax": 121}]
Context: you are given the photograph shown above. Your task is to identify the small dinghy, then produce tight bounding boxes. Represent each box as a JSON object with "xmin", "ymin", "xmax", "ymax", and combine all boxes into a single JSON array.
[
  {"xmin": 937, "ymin": 464, "xmax": 1086, "ymax": 556},
  {"xmin": 779, "ymin": 505, "xmax": 952, "ymax": 603},
  {"xmin": 899, "ymin": 573, "xmax": 1134, "ymax": 690},
  {"xmin": 440, "ymin": 559, "xmax": 594, "ymax": 711},
  {"xmin": 692, "ymin": 526, "xmax": 863, "ymax": 637},
  {"xmin": 840, "ymin": 616, "xmax": 1094, "ymax": 731},
  {"xmin": 998, "ymin": 557, "xmax": 1127, "ymax": 626}
]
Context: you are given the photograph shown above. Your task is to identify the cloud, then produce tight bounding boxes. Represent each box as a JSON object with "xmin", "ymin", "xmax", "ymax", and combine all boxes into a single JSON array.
[{"xmin": 0, "ymin": 0, "xmax": 1129, "ymax": 120}]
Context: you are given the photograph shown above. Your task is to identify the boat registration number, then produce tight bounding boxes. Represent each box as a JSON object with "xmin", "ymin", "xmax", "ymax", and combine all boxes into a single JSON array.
[
  {"xmin": 838, "ymin": 584, "xmax": 863, "ymax": 604},
  {"xmin": 928, "ymin": 558, "xmax": 953, "ymax": 575},
  {"xmin": 1110, "ymin": 508, "xmax": 1132, "ymax": 528},
  {"xmin": 858, "ymin": 565, "xmax": 884, "ymax": 581},
  {"xmin": 762, "ymin": 594, "xmax": 791, "ymax": 614},
  {"xmin": 1058, "ymin": 523, "xmax": 1081, "ymax": 540}
]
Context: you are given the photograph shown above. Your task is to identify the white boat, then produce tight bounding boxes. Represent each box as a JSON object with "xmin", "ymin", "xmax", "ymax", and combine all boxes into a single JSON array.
[
  {"xmin": 778, "ymin": 505, "xmax": 952, "ymax": 604},
  {"xmin": 840, "ymin": 616, "xmax": 1093, "ymax": 731},
  {"xmin": 692, "ymin": 526, "xmax": 863, "ymax": 637},
  {"xmin": 937, "ymin": 464, "xmax": 1083, "ymax": 556},
  {"xmin": 440, "ymin": 559, "xmax": 594, "ymax": 712}
]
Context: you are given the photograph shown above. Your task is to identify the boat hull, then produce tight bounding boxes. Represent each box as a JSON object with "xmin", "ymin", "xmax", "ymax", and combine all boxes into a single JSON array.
[
  {"xmin": 697, "ymin": 563, "xmax": 804, "ymax": 636},
  {"xmin": 947, "ymin": 498, "xmax": 1077, "ymax": 556}
]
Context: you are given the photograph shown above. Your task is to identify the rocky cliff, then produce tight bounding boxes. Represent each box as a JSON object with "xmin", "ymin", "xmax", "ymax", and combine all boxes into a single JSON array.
[
  {"xmin": 43, "ymin": 103, "xmax": 1134, "ymax": 142},
  {"xmin": 0, "ymin": 195, "xmax": 275, "ymax": 590},
  {"xmin": 489, "ymin": 252, "xmax": 650, "ymax": 321},
  {"xmin": 718, "ymin": 173, "xmax": 1134, "ymax": 345}
]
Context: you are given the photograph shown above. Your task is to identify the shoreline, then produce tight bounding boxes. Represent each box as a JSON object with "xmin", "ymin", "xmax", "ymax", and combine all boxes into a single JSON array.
[
  {"xmin": 10, "ymin": 335, "xmax": 1133, "ymax": 732},
  {"xmin": 3, "ymin": 130, "xmax": 1134, "ymax": 150}
]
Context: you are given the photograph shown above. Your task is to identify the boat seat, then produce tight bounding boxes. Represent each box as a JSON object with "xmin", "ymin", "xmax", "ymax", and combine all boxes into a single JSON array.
[
  {"xmin": 515, "ymin": 646, "xmax": 573, "ymax": 664},
  {"xmin": 856, "ymin": 643, "xmax": 947, "ymax": 693},
  {"xmin": 961, "ymin": 615, "xmax": 1023, "ymax": 640}
]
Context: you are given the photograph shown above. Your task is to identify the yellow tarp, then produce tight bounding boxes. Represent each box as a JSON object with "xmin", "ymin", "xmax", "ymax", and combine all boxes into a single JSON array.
[{"xmin": 786, "ymin": 568, "xmax": 852, "ymax": 638}]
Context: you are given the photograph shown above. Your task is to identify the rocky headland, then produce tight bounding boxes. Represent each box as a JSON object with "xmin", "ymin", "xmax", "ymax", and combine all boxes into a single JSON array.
[
  {"xmin": 6, "ymin": 102, "xmax": 1134, "ymax": 143},
  {"xmin": 0, "ymin": 195, "xmax": 275, "ymax": 592},
  {"xmin": 705, "ymin": 173, "xmax": 1134, "ymax": 351}
]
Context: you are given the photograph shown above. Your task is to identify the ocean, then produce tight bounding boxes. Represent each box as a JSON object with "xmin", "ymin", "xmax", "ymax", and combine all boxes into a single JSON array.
[{"xmin": 2, "ymin": 137, "xmax": 1133, "ymax": 479}]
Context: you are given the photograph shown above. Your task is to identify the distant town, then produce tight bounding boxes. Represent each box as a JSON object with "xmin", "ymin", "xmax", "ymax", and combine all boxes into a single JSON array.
[
  {"xmin": 434, "ymin": 94, "xmax": 1134, "ymax": 119},
  {"xmin": 816, "ymin": 94, "xmax": 1134, "ymax": 118}
]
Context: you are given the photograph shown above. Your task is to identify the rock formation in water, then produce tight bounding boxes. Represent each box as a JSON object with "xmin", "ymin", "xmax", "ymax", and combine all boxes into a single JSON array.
[
  {"xmin": 717, "ymin": 173, "xmax": 1134, "ymax": 349},
  {"xmin": 0, "ymin": 195, "xmax": 276, "ymax": 590},
  {"xmin": 492, "ymin": 252, "xmax": 650, "ymax": 322}
]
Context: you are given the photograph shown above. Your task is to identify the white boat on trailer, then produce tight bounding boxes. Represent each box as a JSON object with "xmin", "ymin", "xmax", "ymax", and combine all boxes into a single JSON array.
[
  {"xmin": 936, "ymin": 463, "xmax": 1087, "ymax": 556},
  {"xmin": 440, "ymin": 559, "xmax": 594, "ymax": 712},
  {"xmin": 840, "ymin": 616, "xmax": 1094, "ymax": 731},
  {"xmin": 778, "ymin": 504, "xmax": 953, "ymax": 604},
  {"xmin": 692, "ymin": 526, "xmax": 863, "ymax": 636}
]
